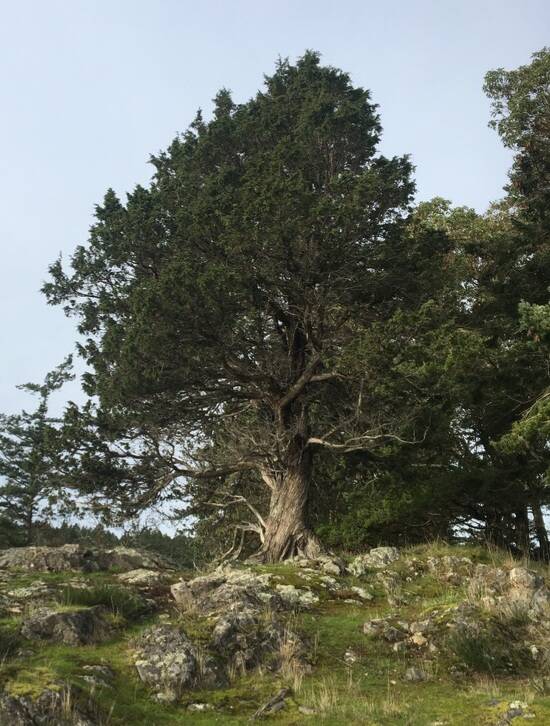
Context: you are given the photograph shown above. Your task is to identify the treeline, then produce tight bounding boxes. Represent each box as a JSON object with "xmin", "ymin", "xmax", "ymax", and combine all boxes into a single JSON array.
[{"xmin": 1, "ymin": 49, "xmax": 549, "ymax": 562}]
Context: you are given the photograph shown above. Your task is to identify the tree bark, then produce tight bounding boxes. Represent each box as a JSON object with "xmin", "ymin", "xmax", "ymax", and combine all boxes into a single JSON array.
[
  {"xmin": 531, "ymin": 502, "xmax": 550, "ymax": 561},
  {"xmin": 25, "ymin": 502, "xmax": 35, "ymax": 546},
  {"xmin": 256, "ymin": 446, "xmax": 322, "ymax": 562},
  {"xmin": 514, "ymin": 505, "xmax": 531, "ymax": 557}
]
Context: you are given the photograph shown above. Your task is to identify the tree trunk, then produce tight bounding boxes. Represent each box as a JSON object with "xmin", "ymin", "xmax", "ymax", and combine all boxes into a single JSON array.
[
  {"xmin": 531, "ymin": 502, "xmax": 550, "ymax": 561},
  {"xmin": 257, "ymin": 449, "xmax": 322, "ymax": 562},
  {"xmin": 485, "ymin": 508, "xmax": 506, "ymax": 549},
  {"xmin": 514, "ymin": 506, "xmax": 531, "ymax": 557},
  {"xmin": 25, "ymin": 504, "xmax": 34, "ymax": 546}
]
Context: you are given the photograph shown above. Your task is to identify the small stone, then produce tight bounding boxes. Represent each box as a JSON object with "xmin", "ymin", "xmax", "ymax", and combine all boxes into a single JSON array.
[
  {"xmin": 409, "ymin": 619, "xmax": 432, "ymax": 634},
  {"xmin": 404, "ymin": 666, "xmax": 427, "ymax": 682},
  {"xmin": 383, "ymin": 626, "xmax": 407, "ymax": 643},
  {"xmin": 317, "ymin": 555, "xmax": 345, "ymax": 576},
  {"xmin": 393, "ymin": 641, "xmax": 408, "ymax": 652},
  {"xmin": 118, "ymin": 568, "xmax": 166, "ymax": 587},
  {"xmin": 351, "ymin": 586, "xmax": 374, "ymax": 601},
  {"xmin": 363, "ymin": 618, "xmax": 385, "ymax": 636},
  {"xmin": 275, "ymin": 584, "xmax": 319, "ymax": 608},
  {"xmin": 319, "ymin": 575, "xmax": 339, "ymax": 589},
  {"xmin": 299, "ymin": 705, "xmax": 317, "ymax": 715},
  {"xmin": 410, "ymin": 633, "xmax": 428, "ymax": 647}
]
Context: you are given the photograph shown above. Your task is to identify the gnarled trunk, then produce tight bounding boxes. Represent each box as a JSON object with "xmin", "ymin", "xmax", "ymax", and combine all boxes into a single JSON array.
[{"xmin": 257, "ymin": 447, "xmax": 322, "ymax": 562}]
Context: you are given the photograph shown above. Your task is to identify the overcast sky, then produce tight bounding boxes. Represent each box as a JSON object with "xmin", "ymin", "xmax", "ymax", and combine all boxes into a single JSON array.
[{"xmin": 1, "ymin": 0, "xmax": 548, "ymax": 416}]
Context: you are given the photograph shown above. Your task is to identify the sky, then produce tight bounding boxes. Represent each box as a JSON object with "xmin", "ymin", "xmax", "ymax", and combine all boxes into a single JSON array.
[{"xmin": 0, "ymin": 0, "xmax": 549, "ymax": 417}]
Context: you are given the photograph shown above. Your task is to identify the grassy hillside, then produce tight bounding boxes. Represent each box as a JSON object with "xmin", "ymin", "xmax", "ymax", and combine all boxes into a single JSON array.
[{"xmin": 1, "ymin": 543, "xmax": 549, "ymax": 725}]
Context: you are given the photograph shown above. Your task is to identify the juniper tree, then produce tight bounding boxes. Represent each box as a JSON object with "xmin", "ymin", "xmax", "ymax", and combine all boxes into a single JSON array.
[{"xmin": 45, "ymin": 53, "xmax": 452, "ymax": 561}]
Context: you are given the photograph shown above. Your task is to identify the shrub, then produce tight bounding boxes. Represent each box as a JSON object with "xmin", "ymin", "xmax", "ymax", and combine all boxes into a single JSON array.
[
  {"xmin": 446, "ymin": 626, "xmax": 531, "ymax": 675},
  {"xmin": 0, "ymin": 626, "xmax": 20, "ymax": 660}
]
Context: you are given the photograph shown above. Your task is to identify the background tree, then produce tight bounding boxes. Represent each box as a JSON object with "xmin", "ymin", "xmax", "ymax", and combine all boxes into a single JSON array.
[
  {"xmin": 479, "ymin": 48, "xmax": 550, "ymax": 555},
  {"xmin": 44, "ymin": 52, "xmax": 455, "ymax": 561},
  {"xmin": 0, "ymin": 358, "xmax": 74, "ymax": 546}
]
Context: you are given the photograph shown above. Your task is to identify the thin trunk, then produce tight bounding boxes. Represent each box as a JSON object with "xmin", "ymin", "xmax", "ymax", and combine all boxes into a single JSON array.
[
  {"xmin": 514, "ymin": 506, "xmax": 531, "ymax": 557},
  {"xmin": 531, "ymin": 502, "xmax": 550, "ymax": 561},
  {"xmin": 485, "ymin": 508, "xmax": 506, "ymax": 549},
  {"xmin": 25, "ymin": 505, "xmax": 34, "ymax": 546}
]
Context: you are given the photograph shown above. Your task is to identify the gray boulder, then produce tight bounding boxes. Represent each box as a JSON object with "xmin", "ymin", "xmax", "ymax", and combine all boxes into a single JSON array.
[
  {"xmin": 210, "ymin": 610, "xmax": 293, "ymax": 673},
  {"xmin": 275, "ymin": 584, "xmax": 319, "ymax": 608},
  {"xmin": 468, "ymin": 564, "xmax": 550, "ymax": 617},
  {"xmin": 349, "ymin": 547, "xmax": 400, "ymax": 575},
  {"xmin": 7, "ymin": 581, "xmax": 55, "ymax": 604},
  {"xmin": 133, "ymin": 625, "xmax": 198, "ymax": 703},
  {"xmin": 0, "ymin": 684, "xmax": 98, "ymax": 725},
  {"xmin": 117, "ymin": 568, "xmax": 168, "ymax": 587},
  {"xmin": 404, "ymin": 666, "xmax": 428, "ymax": 682},
  {"xmin": 316, "ymin": 555, "xmax": 346, "ymax": 576},
  {"xmin": 171, "ymin": 568, "xmax": 280, "ymax": 614},
  {"xmin": 21, "ymin": 606, "xmax": 114, "ymax": 646},
  {"xmin": 426, "ymin": 555, "xmax": 473, "ymax": 585}
]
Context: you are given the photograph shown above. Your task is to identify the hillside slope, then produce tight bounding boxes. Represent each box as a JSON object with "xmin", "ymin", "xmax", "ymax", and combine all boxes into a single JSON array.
[{"xmin": 0, "ymin": 543, "xmax": 549, "ymax": 724}]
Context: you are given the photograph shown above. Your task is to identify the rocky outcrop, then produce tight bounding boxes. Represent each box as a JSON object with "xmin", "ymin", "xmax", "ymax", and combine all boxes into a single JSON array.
[
  {"xmin": 21, "ymin": 606, "xmax": 114, "ymax": 645},
  {"xmin": 427, "ymin": 555, "xmax": 473, "ymax": 585},
  {"xmin": 290, "ymin": 554, "xmax": 346, "ymax": 576},
  {"xmin": 117, "ymin": 568, "xmax": 169, "ymax": 587},
  {"xmin": 0, "ymin": 684, "xmax": 99, "ymax": 725},
  {"xmin": 274, "ymin": 584, "xmax": 319, "ymax": 608},
  {"xmin": 349, "ymin": 547, "xmax": 400, "ymax": 575},
  {"xmin": 0, "ymin": 545, "xmax": 172, "ymax": 574},
  {"xmin": 95, "ymin": 547, "xmax": 171, "ymax": 572},
  {"xmin": 133, "ymin": 625, "xmax": 200, "ymax": 703},
  {"xmin": 210, "ymin": 610, "xmax": 302, "ymax": 674},
  {"xmin": 0, "ymin": 545, "xmax": 97, "ymax": 573},
  {"xmin": 469, "ymin": 564, "xmax": 550, "ymax": 616},
  {"xmin": 171, "ymin": 568, "xmax": 281, "ymax": 614},
  {"xmin": 170, "ymin": 566, "xmax": 324, "ymax": 615}
]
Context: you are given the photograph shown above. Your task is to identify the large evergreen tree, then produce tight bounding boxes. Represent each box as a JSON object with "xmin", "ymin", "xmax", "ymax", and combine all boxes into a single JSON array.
[{"xmin": 45, "ymin": 53, "xmax": 456, "ymax": 560}]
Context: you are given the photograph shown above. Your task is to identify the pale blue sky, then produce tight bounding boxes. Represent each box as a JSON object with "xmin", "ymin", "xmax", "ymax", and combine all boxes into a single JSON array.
[{"xmin": 1, "ymin": 0, "xmax": 548, "ymax": 415}]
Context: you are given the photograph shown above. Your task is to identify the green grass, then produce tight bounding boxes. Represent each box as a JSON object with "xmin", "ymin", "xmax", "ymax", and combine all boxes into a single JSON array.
[
  {"xmin": 0, "ymin": 623, "xmax": 20, "ymax": 661},
  {"xmin": 56, "ymin": 584, "xmax": 150, "ymax": 621}
]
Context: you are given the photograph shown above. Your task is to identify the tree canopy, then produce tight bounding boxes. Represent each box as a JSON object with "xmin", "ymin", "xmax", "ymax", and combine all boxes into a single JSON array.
[{"xmin": 43, "ymin": 52, "xmax": 459, "ymax": 561}]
